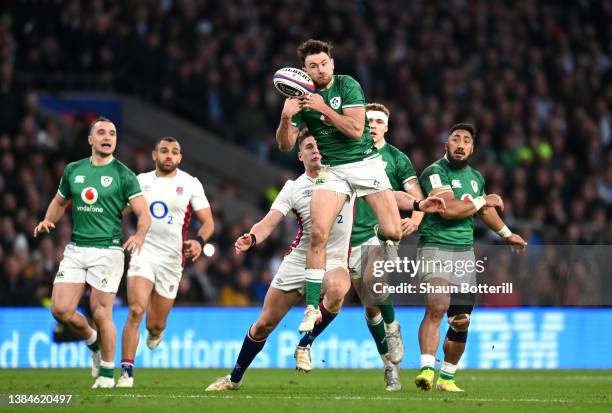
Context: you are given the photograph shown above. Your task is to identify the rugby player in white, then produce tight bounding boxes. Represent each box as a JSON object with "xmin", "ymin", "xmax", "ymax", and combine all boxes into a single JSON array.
[
  {"xmin": 205, "ymin": 129, "xmax": 354, "ymax": 391},
  {"xmin": 117, "ymin": 137, "xmax": 214, "ymax": 388}
]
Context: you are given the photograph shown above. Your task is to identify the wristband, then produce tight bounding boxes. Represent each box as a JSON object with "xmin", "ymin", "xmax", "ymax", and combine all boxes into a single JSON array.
[
  {"xmin": 496, "ymin": 225, "xmax": 512, "ymax": 239},
  {"xmin": 470, "ymin": 196, "xmax": 486, "ymax": 211},
  {"xmin": 195, "ymin": 235, "xmax": 206, "ymax": 249},
  {"xmin": 413, "ymin": 199, "xmax": 421, "ymax": 211},
  {"xmin": 249, "ymin": 233, "xmax": 257, "ymax": 249}
]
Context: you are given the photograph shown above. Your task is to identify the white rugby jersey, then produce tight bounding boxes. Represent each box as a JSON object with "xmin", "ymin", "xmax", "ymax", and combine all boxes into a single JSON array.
[
  {"xmin": 271, "ymin": 173, "xmax": 355, "ymax": 264},
  {"xmin": 137, "ymin": 169, "xmax": 210, "ymax": 263}
]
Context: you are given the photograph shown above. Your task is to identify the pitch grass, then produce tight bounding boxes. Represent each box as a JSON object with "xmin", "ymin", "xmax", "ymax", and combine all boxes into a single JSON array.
[{"xmin": 1, "ymin": 369, "xmax": 611, "ymax": 413}]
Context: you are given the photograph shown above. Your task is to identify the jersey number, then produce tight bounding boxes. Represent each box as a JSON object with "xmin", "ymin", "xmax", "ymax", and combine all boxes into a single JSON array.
[{"xmin": 337, "ymin": 214, "xmax": 344, "ymax": 224}]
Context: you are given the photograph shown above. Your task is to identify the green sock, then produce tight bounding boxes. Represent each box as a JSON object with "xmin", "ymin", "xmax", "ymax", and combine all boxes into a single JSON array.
[
  {"xmin": 305, "ymin": 280, "xmax": 322, "ymax": 307},
  {"xmin": 99, "ymin": 367, "xmax": 114, "ymax": 378},
  {"xmin": 377, "ymin": 304, "xmax": 395, "ymax": 324},
  {"xmin": 87, "ymin": 341, "xmax": 99, "ymax": 352},
  {"xmin": 366, "ymin": 314, "xmax": 388, "ymax": 355}
]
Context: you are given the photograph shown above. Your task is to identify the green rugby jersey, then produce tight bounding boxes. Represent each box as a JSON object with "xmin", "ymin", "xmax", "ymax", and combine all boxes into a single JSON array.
[
  {"xmin": 418, "ymin": 156, "xmax": 485, "ymax": 248},
  {"xmin": 291, "ymin": 75, "xmax": 376, "ymax": 166},
  {"xmin": 57, "ymin": 157, "xmax": 142, "ymax": 248},
  {"xmin": 351, "ymin": 143, "xmax": 417, "ymax": 247}
]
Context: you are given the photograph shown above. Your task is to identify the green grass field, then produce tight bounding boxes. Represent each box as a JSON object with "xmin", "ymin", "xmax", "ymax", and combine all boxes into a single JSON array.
[{"xmin": 1, "ymin": 369, "xmax": 611, "ymax": 413}]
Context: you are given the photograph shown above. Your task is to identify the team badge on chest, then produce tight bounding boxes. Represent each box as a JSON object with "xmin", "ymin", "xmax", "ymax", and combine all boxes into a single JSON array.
[
  {"xmin": 176, "ymin": 186, "xmax": 183, "ymax": 195},
  {"xmin": 330, "ymin": 96, "xmax": 341, "ymax": 110},
  {"xmin": 470, "ymin": 180, "xmax": 478, "ymax": 193},
  {"xmin": 101, "ymin": 176, "xmax": 113, "ymax": 187}
]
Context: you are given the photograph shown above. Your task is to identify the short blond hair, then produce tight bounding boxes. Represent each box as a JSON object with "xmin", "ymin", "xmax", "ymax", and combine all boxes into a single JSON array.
[{"xmin": 365, "ymin": 102, "xmax": 390, "ymax": 118}]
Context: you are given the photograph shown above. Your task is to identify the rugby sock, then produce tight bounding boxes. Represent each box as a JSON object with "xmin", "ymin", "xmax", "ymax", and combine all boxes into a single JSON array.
[
  {"xmin": 420, "ymin": 354, "xmax": 436, "ymax": 371},
  {"xmin": 305, "ymin": 269, "xmax": 324, "ymax": 307},
  {"xmin": 378, "ymin": 305, "xmax": 395, "ymax": 324},
  {"xmin": 230, "ymin": 328, "xmax": 267, "ymax": 383},
  {"xmin": 366, "ymin": 313, "xmax": 388, "ymax": 355},
  {"xmin": 99, "ymin": 360, "xmax": 114, "ymax": 379},
  {"xmin": 85, "ymin": 330, "xmax": 99, "ymax": 352},
  {"xmin": 121, "ymin": 359, "xmax": 134, "ymax": 378},
  {"xmin": 298, "ymin": 302, "xmax": 338, "ymax": 347},
  {"xmin": 440, "ymin": 361, "xmax": 457, "ymax": 380}
]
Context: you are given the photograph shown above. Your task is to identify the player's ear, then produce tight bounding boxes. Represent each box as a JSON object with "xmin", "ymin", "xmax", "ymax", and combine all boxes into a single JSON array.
[
  {"xmin": 87, "ymin": 135, "xmax": 92, "ymax": 146},
  {"xmin": 151, "ymin": 150, "xmax": 157, "ymax": 161},
  {"xmin": 297, "ymin": 150, "xmax": 303, "ymax": 161}
]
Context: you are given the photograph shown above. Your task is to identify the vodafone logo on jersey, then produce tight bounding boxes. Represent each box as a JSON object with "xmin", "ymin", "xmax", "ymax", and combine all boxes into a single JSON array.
[{"xmin": 81, "ymin": 187, "xmax": 99, "ymax": 205}]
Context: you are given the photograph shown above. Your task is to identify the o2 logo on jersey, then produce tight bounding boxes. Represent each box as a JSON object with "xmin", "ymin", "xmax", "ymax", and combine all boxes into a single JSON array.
[
  {"xmin": 80, "ymin": 187, "xmax": 98, "ymax": 205},
  {"xmin": 149, "ymin": 201, "xmax": 173, "ymax": 224}
]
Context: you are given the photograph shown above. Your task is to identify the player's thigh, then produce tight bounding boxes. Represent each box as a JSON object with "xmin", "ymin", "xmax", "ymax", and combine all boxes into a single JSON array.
[
  {"xmin": 51, "ymin": 282, "xmax": 86, "ymax": 316},
  {"xmin": 310, "ymin": 189, "xmax": 348, "ymax": 242},
  {"xmin": 363, "ymin": 189, "xmax": 401, "ymax": 233},
  {"xmin": 126, "ymin": 275, "xmax": 155, "ymax": 311},
  {"xmin": 257, "ymin": 287, "xmax": 301, "ymax": 330}
]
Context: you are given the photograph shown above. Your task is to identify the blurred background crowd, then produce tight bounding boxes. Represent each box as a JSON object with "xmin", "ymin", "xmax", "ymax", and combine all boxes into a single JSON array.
[{"xmin": 1, "ymin": 0, "xmax": 611, "ymax": 306}]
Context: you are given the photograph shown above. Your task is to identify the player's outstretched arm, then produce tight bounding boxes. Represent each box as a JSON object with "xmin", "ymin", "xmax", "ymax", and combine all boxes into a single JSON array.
[
  {"xmin": 406, "ymin": 180, "xmax": 426, "ymax": 226},
  {"xmin": 184, "ymin": 207, "xmax": 215, "ymax": 261},
  {"xmin": 276, "ymin": 98, "xmax": 302, "ymax": 152},
  {"xmin": 478, "ymin": 205, "xmax": 527, "ymax": 251},
  {"xmin": 235, "ymin": 210, "xmax": 285, "ymax": 254},
  {"xmin": 123, "ymin": 195, "xmax": 151, "ymax": 254},
  {"xmin": 34, "ymin": 193, "xmax": 69, "ymax": 237}
]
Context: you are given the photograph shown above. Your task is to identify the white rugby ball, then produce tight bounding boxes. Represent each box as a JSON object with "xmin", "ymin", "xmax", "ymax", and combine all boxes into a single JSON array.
[{"xmin": 272, "ymin": 67, "xmax": 316, "ymax": 98}]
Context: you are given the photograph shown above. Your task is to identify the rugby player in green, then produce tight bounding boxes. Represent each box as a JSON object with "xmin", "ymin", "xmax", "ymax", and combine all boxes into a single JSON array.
[
  {"xmin": 414, "ymin": 124, "xmax": 527, "ymax": 392},
  {"xmin": 276, "ymin": 39, "xmax": 403, "ymax": 333},
  {"xmin": 34, "ymin": 117, "xmax": 151, "ymax": 388}
]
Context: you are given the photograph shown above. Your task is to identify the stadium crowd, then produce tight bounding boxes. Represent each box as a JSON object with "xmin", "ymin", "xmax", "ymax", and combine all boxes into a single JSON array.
[{"xmin": 1, "ymin": 0, "xmax": 611, "ymax": 306}]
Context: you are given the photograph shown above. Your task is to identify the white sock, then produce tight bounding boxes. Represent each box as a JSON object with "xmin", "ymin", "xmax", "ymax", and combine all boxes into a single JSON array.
[
  {"xmin": 420, "ymin": 354, "xmax": 436, "ymax": 369},
  {"xmin": 305, "ymin": 268, "xmax": 325, "ymax": 283},
  {"xmin": 100, "ymin": 360, "xmax": 114, "ymax": 369},
  {"xmin": 85, "ymin": 330, "xmax": 97, "ymax": 346},
  {"xmin": 366, "ymin": 313, "xmax": 383, "ymax": 325},
  {"xmin": 440, "ymin": 361, "xmax": 457, "ymax": 378}
]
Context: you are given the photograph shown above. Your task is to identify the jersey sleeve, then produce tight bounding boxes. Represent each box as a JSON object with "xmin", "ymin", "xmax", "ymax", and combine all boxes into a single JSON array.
[
  {"xmin": 190, "ymin": 177, "xmax": 211, "ymax": 211},
  {"xmin": 341, "ymin": 76, "xmax": 366, "ymax": 109},
  {"xmin": 122, "ymin": 169, "xmax": 143, "ymax": 201},
  {"xmin": 270, "ymin": 180, "xmax": 294, "ymax": 216},
  {"xmin": 419, "ymin": 164, "xmax": 451, "ymax": 196},
  {"xmin": 291, "ymin": 112, "xmax": 303, "ymax": 129},
  {"xmin": 57, "ymin": 165, "xmax": 72, "ymax": 199},
  {"xmin": 476, "ymin": 171, "xmax": 486, "ymax": 196},
  {"xmin": 395, "ymin": 151, "xmax": 417, "ymax": 186}
]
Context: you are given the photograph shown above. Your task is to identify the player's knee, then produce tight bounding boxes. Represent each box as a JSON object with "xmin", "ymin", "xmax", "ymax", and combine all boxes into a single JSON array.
[
  {"xmin": 364, "ymin": 305, "xmax": 380, "ymax": 320},
  {"xmin": 50, "ymin": 304, "xmax": 75, "ymax": 324},
  {"xmin": 147, "ymin": 323, "xmax": 165, "ymax": 337},
  {"xmin": 325, "ymin": 276, "xmax": 350, "ymax": 302},
  {"xmin": 425, "ymin": 303, "xmax": 448, "ymax": 321},
  {"xmin": 90, "ymin": 303, "xmax": 112, "ymax": 324},
  {"xmin": 128, "ymin": 303, "xmax": 146, "ymax": 321}
]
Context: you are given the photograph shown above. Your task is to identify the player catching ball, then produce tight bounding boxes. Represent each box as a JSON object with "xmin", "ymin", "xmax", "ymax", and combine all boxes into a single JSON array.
[{"xmin": 276, "ymin": 39, "xmax": 403, "ymax": 333}]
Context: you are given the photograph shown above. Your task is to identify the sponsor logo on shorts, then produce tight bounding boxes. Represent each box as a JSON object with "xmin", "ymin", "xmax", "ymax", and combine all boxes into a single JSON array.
[
  {"xmin": 74, "ymin": 175, "xmax": 85, "ymax": 183},
  {"xmin": 56, "ymin": 271, "xmax": 64, "ymax": 278},
  {"xmin": 101, "ymin": 176, "xmax": 113, "ymax": 187},
  {"xmin": 100, "ymin": 278, "xmax": 108, "ymax": 288},
  {"xmin": 303, "ymin": 189, "xmax": 313, "ymax": 198},
  {"xmin": 373, "ymin": 179, "xmax": 381, "ymax": 189},
  {"xmin": 169, "ymin": 285, "xmax": 175, "ymax": 292}
]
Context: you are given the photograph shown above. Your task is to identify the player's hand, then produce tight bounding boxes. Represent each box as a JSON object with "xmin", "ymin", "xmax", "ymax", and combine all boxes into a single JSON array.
[
  {"xmin": 183, "ymin": 239, "xmax": 203, "ymax": 261},
  {"xmin": 420, "ymin": 196, "xmax": 446, "ymax": 213},
  {"xmin": 234, "ymin": 233, "xmax": 254, "ymax": 254},
  {"xmin": 400, "ymin": 218, "xmax": 419, "ymax": 236},
  {"xmin": 484, "ymin": 194, "xmax": 504, "ymax": 211},
  {"xmin": 123, "ymin": 234, "xmax": 145, "ymax": 255},
  {"xmin": 506, "ymin": 233, "xmax": 527, "ymax": 252},
  {"xmin": 281, "ymin": 98, "xmax": 304, "ymax": 119},
  {"xmin": 302, "ymin": 93, "xmax": 327, "ymax": 113},
  {"xmin": 33, "ymin": 219, "xmax": 55, "ymax": 237}
]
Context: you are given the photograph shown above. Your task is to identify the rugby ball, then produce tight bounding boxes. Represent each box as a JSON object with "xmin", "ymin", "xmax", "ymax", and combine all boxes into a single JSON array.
[{"xmin": 272, "ymin": 67, "xmax": 316, "ymax": 98}]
